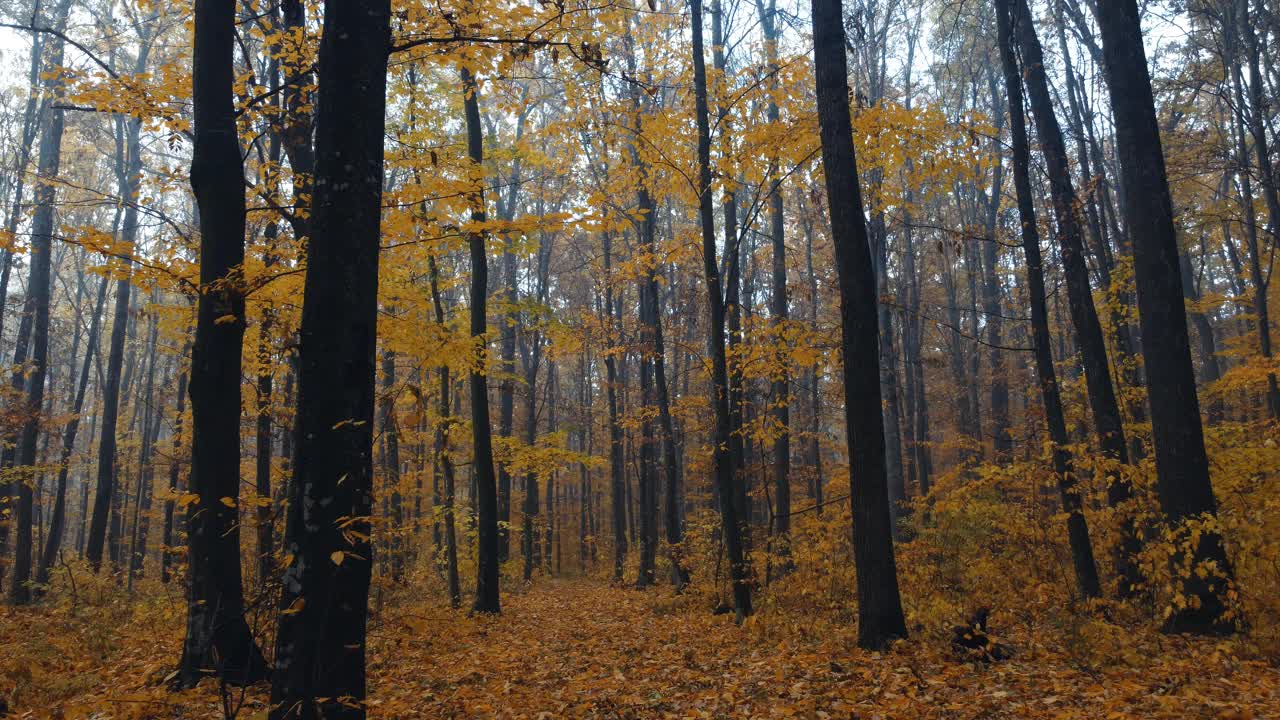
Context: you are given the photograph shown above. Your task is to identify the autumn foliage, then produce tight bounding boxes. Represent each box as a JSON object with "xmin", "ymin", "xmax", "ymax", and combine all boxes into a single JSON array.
[{"xmin": 2, "ymin": 0, "xmax": 1280, "ymax": 718}]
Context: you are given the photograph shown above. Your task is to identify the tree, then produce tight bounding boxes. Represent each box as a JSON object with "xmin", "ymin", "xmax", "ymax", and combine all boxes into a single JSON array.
[
  {"xmin": 692, "ymin": 0, "xmax": 752, "ymax": 620},
  {"xmin": 756, "ymin": 0, "xmax": 793, "ymax": 567},
  {"xmin": 1012, "ymin": 0, "xmax": 1140, "ymax": 591},
  {"xmin": 1091, "ymin": 0, "xmax": 1238, "ymax": 634},
  {"xmin": 270, "ymin": 0, "xmax": 390, "ymax": 714},
  {"xmin": 177, "ymin": 0, "xmax": 268, "ymax": 687},
  {"xmin": 7, "ymin": 0, "xmax": 72, "ymax": 604},
  {"xmin": 462, "ymin": 65, "xmax": 501, "ymax": 616},
  {"xmin": 36, "ymin": 275, "xmax": 108, "ymax": 587},
  {"xmin": 811, "ymin": 0, "xmax": 906, "ymax": 649},
  {"xmin": 996, "ymin": 0, "xmax": 1102, "ymax": 602},
  {"xmin": 84, "ymin": 12, "xmax": 157, "ymax": 572},
  {"xmin": 429, "ymin": 254, "xmax": 461, "ymax": 608}
]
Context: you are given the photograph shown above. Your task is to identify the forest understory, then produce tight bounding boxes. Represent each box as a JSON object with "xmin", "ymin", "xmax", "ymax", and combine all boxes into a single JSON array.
[
  {"xmin": 2, "ymin": 573, "xmax": 1279, "ymax": 719},
  {"xmin": 7, "ymin": 0, "xmax": 1280, "ymax": 717}
]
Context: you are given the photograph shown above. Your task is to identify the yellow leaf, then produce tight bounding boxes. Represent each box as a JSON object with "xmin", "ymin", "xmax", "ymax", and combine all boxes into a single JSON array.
[{"xmin": 331, "ymin": 550, "xmax": 345, "ymax": 566}]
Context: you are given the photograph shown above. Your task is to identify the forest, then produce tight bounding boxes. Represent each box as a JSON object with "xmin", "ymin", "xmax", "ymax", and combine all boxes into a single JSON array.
[{"xmin": 0, "ymin": 0, "xmax": 1279, "ymax": 717}]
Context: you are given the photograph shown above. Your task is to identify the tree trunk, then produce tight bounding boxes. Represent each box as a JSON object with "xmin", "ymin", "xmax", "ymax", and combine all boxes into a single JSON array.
[
  {"xmin": 7, "ymin": 0, "xmax": 70, "ymax": 602},
  {"xmin": 812, "ymin": 0, "xmax": 907, "ymax": 649},
  {"xmin": 603, "ymin": 231, "xmax": 628, "ymax": 582},
  {"xmin": 692, "ymin": 0, "xmax": 752, "ymax": 620},
  {"xmin": 0, "ymin": 2, "xmax": 49, "ymax": 362},
  {"xmin": 126, "ymin": 302, "xmax": 162, "ymax": 588},
  {"xmin": 36, "ymin": 275, "xmax": 108, "ymax": 586},
  {"xmin": 1091, "ymin": 0, "xmax": 1238, "ymax": 634},
  {"xmin": 86, "ymin": 141, "xmax": 141, "ymax": 572},
  {"xmin": 381, "ymin": 348, "xmax": 404, "ymax": 582},
  {"xmin": 460, "ymin": 66, "xmax": 501, "ymax": 616},
  {"xmin": 179, "ymin": 0, "xmax": 268, "ymax": 688},
  {"xmin": 998, "ymin": 0, "xmax": 1102, "ymax": 601},
  {"xmin": 1014, "ymin": 0, "xmax": 1141, "ymax": 592},
  {"xmin": 270, "ymin": 0, "xmax": 390, "ymax": 713},
  {"xmin": 429, "ymin": 254, "xmax": 462, "ymax": 608},
  {"xmin": 161, "ymin": 345, "xmax": 190, "ymax": 585}
]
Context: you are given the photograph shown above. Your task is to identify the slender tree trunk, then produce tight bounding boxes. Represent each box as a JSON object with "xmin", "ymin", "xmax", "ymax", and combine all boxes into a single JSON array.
[
  {"xmin": 497, "ymin": 252, "xmax": 517, "ymax": 565},
  {"xmin": 381, "ymin": 348, "xmax": 404, "ymax": 582},
  {"xmin": 161, "ymin": 345, "xmax": 190, "ymax": 585},
  {"xmin": 805, "ymin": 218, "xmax": 824, "ymax": 509},
  {"xmin": 86, "ymin": 138, "xmax": 141, "ymax": 572},
  {"xmin": 7, "ymin": 0, "xmax": 70, "ymax": 602},
  {"xmin": 178, "ymin": 0, "xmax": 267, "ymax": 688},
  {"xmin": 126, "ymin": 302, "xmax": 161, "ymax": 588},
  {"xmin": 812, "ymin": 0, "xmax": 907, "ymax": 649},
  {"xmin": 36, "ymin": 276, "xmax": 108, "ymax": 586},
  {"xmin": 1180, "ymin": 248, "xmax": 1223, "ymax": 423},
  {"xmin": 756, "ymin": 0, "xmax": 793, "ymax": 562},
  {"xmin": 254, "ymin": 166, "xmax": 281, "ymax": 588},
  {"xmin": 692, "ymin": 0, "xmax": 752, "ymax": 620},
  {"xmin": 0, "ymin": 3, "xmax": 48, "ymax": 360},
  {"xmin": 603, "ymin": 232, "xmax": 628, "ymax": 582},
  {"xmin": 460, "ymin": 67, "xmax": 501, "ymax": 616},
  {"xmin": 1014, "ymin": 0, "xmax": 1141, "ymax": 592},
  {"xmin": 429, "ymin": 255, "xmax": 461, "ymax": 607},
  {"xmin": 998, "ymin": 0, "xmax": 1102, "ymax": 601}
]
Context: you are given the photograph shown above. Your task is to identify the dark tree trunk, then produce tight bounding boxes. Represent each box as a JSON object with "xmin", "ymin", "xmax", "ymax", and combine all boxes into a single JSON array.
[
  {"xmin": 127, "ymin": 304, "xmax": 162, "ymax": 588},
  {"xmin": 0, "ymin": 0, "xmax": 53, "ymax": 371},
  {"xmin": 37, "ymin": 275, "xmax": 108, "ymax": 586},
  {"xmin": 161, "ymin": 346, "xmax": 190, "ymax": 585},
  {"xmin": 429, "ymin": 255, "xmax": 461, "ymax": 608},
  {"xmin": 603, "ymin": 231, "xmax": 628, "ymax": 582},
  {"xmin": 998, "ymin": 0, "xmax": 1102, "ymax": 602},
  {"xmin": 1180, "ymin": 249, "xmax": 1223, "ymax": 423},
  {"xmin": 460, "ymin": 67, "xmax": 501, "ymax": 616},
  {"xmin": 7, "ymin": 0, "xmax": 70, "ymax": 602},
  {"xmin": 636, "ymin": 276, "xmax": 659, "ymax": 589},
  {"xmin": 381, "ymin": 348, "xmax": 404, "ymax": 582},
  {"xmin": 1014, "ymin": 0, "xmax": 1141, "ymax": 592},
  {"xmin": 710, "ymin": 0, "xmax": 750, "ymax": 556},
  {"xmin": 692, "ymin": 0, "xmax": 752, "ymax": 620},
  {"xmin": 1091, "ymin": 0, "xmax": 1238, "ymax": 634},
  {"xmin": 255, "ymin": 147, "xmax": 281, "ymax": 588},
  {"xmin": 179, "ymin": 0, "xmax": 267, "ymax": 688},
  {"xmin": 811, "ymin": 0, "xmax": 906, "ymax": 649},
  {"xmin": 521, "ymin": 342, "xmax": 543, "ymax": 582},
  {"xmin": 270, "ymin": 0, "xmax": 390, "ymax": 714},
  {"xmin": 756, "ymin": 0, "xmax": 793, "ymax": 563},
  {"xmin": 980, "ymin": 63, "xmax": 1010, "ymax": 458},
  {"xmin": 497, "ymin": 250, "xmax": 517, "ymax": 565},
  {"xmin": 86, "ymin": 153, "xmax": 139, "ymax": 571},
  {"xmin": 805, "ymin": 219, "xmax": 825, "ymax": 509}
]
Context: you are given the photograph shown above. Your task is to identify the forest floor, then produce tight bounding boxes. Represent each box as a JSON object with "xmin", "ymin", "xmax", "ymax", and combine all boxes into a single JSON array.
[{"xmin": 2, "ymin": 578, "xmax": 1279, "ymax": 719}]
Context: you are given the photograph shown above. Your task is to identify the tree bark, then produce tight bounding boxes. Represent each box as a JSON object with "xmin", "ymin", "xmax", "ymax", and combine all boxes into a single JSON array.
[
  {"xmin": 692, "ymin": 0, "xmax": 752, "ymax": 619},
  {"xmin": 1014, "ymin": 0, "xmax": 1141, "ymax": 591},
  {"xmin": 7, "ymin": 0, "xmax": 71, "ymax": 602},
  {"xmin": 998, "ymin": 0, "xmax": 1102, "ymax": 601},
  {"xmin": 1091, "ymin": 0, "xmax": 1238, "ymax": 633},
  {"xmin": 811, "ymin": 0, "xmax": 906, "ymax": 648},
  {"xmin": 36, "ymin": 275, "xmax": 108, "ymax": 586},
  {"xmin": 429, "ymin": 255, "xmax": 461, "ymax": 608},
  {"xmin": 179, "ymin": 0, "xmax": 267, "ymax": 688},
  {"xmin": 460, "ymin": 66, "xmax": 501, "ymax": 616},
  {"xmin": 270, "ymin": 0, "xmax": 390, "ymax": 713}
]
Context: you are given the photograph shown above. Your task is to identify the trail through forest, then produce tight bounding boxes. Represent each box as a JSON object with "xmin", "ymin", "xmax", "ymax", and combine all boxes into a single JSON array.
[{"xmin": 3, "ymin": 579, "xmax": 1278, "ymax": 718}]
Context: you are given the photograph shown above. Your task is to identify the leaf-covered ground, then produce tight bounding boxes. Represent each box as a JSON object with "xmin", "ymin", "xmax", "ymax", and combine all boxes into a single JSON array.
[{"xmin": 2, "ymin": 580, "xmax": 1277, "ymax": 718}]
